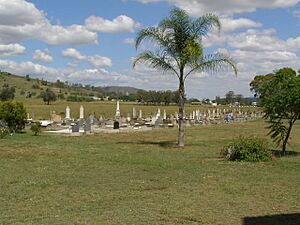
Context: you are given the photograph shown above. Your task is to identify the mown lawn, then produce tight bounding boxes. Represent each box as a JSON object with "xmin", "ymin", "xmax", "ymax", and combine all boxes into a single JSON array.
[{"xmin": 0, "ymin": 120, "xmax": 299, "ymax": 224}]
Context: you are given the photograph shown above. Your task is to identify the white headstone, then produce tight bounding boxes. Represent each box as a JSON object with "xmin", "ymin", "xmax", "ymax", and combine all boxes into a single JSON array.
[
  {"xmin": 115, "ymin": 100, "xmax": 120, "ymax": 118},
  {"xmin": 66, "ymin": 106, "xmax": 71, "ymax": 120},
  {"xmin": 156, "ymin": 108, "xmax": 161, "ymax": 120},
  {"xmin": 80, "ymin": 105, "xmax": 84, "ymax": 119},
  {"xmin": 132, "ymin": 107, "xmax": 137, "ymax": 118},
  {"xmin": 163, "ymin": 109, "xmax": 167, "ymax": 120},
  {"xmin": 139, "ymin": 109, "xmax": 142, "ymax": 119}
]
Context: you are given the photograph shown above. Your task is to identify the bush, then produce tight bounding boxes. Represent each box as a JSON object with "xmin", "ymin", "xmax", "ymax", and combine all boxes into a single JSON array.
[
  {"xmin": 0, "ymin": 120, "xmax": 9, "ymax": 139},
  {"xmin": 30, "ymin": 123, "xmax": 41, "ymax": 136},
  {"xmin": 0, "ymin": 101, "xmax": 27, "ymax": 133},
  {"xmin": 221, "ymin": 136, "xmax": 272, "ymax": 162}
]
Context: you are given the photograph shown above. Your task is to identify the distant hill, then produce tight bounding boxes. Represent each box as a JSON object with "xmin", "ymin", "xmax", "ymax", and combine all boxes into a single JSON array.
[
  {"xmin": 0, "ymin": 72, "xmax": 143, "ymax": 101},
  {"xmin": 102, "ymin": 86, "xmax": 142, "ymax": 95}
]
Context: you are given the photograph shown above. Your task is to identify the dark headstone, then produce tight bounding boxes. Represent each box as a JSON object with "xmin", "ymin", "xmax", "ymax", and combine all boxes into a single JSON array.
[
  {"xmin": 113, "ymin": 121, "xmax": 120, "ymax": 129},
  {"xmin": 71, "ymin": 123, "xmax": 80, "ymax": 133}
]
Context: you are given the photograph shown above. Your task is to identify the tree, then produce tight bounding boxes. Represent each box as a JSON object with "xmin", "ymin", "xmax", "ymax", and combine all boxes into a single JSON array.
[
  {"xmin": 40, "ymin": 88, "xmax": 56, "ymax": 105},
  {"xmin": 133, "ymin": 8, "xmax": 237, "ymax": 147},
  {"xmin": 0, "ymin": 101, "xmax": 27, "ymax": 133},
  {"xmin": 250, "ymin": 68, "xmax": 300, "ymax": 153},
  {"xmin": 225, "ymin": 91, "xmax": 235, "ymax": 104},
  {"xmin": 0, "ymin": 87, "xmax": 15, "ymax": 101}
]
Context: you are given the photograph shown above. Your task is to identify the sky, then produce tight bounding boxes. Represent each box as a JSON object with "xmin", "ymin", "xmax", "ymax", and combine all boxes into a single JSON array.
[{"xmin": 0, "ymin": 0, "xmax": 299, "ymax": 99}]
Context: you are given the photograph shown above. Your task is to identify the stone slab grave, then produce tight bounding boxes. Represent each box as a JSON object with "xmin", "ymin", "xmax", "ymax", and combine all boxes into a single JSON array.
[{"xmin": 72, "ymin": 123, "xmax": 80, "ymax": 133}]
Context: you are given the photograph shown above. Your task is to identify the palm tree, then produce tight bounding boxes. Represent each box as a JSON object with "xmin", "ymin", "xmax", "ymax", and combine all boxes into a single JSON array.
[{"xmin": 133, "ymin": 8, "xmax": 237, "ymax": 147}]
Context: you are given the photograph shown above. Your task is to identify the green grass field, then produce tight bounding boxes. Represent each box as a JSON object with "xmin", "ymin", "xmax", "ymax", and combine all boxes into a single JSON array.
[{"xmin": 0, "ymin": 120, "xmax": 299, "ymax": 224}]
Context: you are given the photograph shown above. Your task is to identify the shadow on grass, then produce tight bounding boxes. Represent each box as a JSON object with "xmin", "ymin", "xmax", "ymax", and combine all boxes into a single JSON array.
[
  {"xmin": 271, "ymin": 149, "xmax": 300, "ymax": 157},
  {"xmin": 117, "ymin": 140, "xmax": 177, "ymax": 148},
  {"xmin": 243, "ymin": 213, "xmax": 300, "ymax": 225}
]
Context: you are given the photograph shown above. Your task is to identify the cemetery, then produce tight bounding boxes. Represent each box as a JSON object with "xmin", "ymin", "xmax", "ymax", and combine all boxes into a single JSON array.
[
  {"xmin": 28, "ymin": 101, "xmax": 263, "ymax": 136},
  {"xmin": 0, "ymin": 1, "xmax": 299, "ymax": 224}
]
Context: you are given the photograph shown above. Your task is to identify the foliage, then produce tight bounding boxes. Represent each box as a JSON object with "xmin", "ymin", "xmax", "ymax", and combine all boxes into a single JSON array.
[
  {"xmin": 221, "ymin": 136, "xmax": 272, "ymax": 162},
  {"xmin": 67, "ymin": 95, "xmax": 94, "ymax": 102},
  {"xmin": 30, "ymin": 122, "xmax": 41, "ymax": 136},
  {"xmin": 133, "ymin": 8, "xmax": 237, "ymax": 147},
  {"xmin": 0, "ymin": 87, "xmax": 15, "ymax": 101},
  {"xmin": 40, "ymin": 88, "xmax": 57, "ymax": 105},
  {"xmin": 250, "ymin": 68, "xmax": 300, "ymax": 152},
  {"xmin": 0, "ymin": 120, "xmax": 9, "ymax": 138},
  {"xmin": 0, "ymin": 101, "xmax": 27, "ymax": 132}
]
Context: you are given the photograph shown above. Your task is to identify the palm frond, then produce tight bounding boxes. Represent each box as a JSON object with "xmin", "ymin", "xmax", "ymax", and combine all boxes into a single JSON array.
[
  {"xmin": 192, "ymin": 14, "xmax": 221, "ymax": 36},
  {"xmin": 133, "ymin": 51, "xmax": 179, "ymax": 77},
  {"xmin": 135, "ymin": 27, "xmax": 170, "ymax": 50},
  {"xmin": 185, "ymin": 53, "xmax": 237, "ymax": 79}
]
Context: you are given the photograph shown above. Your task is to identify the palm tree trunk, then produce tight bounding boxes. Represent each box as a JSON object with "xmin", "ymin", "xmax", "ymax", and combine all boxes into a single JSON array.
[
  {"xmin": 282, "ymin": 117, "xmax": 297, "ymax": 154},
  {"xmin": 178, "ymin": 78, "xmax": 185, "ymax": 147}
]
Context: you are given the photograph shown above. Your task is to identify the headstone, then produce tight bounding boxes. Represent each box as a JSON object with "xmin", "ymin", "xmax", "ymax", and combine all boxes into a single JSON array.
[
  {"xmin": 84, "ymin": 119, "xmax": 91, "ymax": 132},
  {"xmin": 132, "ymin": 107, "xmax": 137, "ymax": 119},
  {"xmin": 113, "ymin": 121, "xmax": 120, "ymax": 129},
  {"xmin": 115, "ymin": 100, "xmax": 120, "ymax": 118},
  {"xmin": 89, "ymin": 114, "xmax": 94, "ymax": 124},
  {"xmin": 155, "ymin": 116, "xmax": 162, "ymax": 128},
  {"xmin": 156, "ymin": 108, "xmax": 161, "ymax": 120},
  {"xmin": 80, "ymin": 105, "xmax": 84, "ymax": 119},
  {"xmin": 139, "ymin": 109, "xmax": 143, "ymax": 119},
  {"xmin": 72, "ymin": 123, "xmax": 79, "ymax": 133},
  {"xmin": 66, "ymin": 106, "xmax": 71, "ymax": 120},
  {"xmin": 163, "ymin": 109, "xmax": 167, "ymax": 120}
]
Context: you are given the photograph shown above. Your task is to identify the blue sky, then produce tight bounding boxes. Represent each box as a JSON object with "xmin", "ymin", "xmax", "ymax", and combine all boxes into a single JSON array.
[{"xmin": 0, "ymin": 0, "xmax": 299, "ymax": 99}]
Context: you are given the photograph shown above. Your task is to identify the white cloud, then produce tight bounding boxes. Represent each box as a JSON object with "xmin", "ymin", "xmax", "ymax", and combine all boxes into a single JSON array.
[
  {"xmin": 62, "ymin": 48, "xmax": 112, "ymax": 68},
  {"xmin": 0, "ymin": 59, "xmax": 61, "ymax": 78},
  {"xmin": 123, "ymin": 38, "xmax": 135, "ymax": 45},
  {"xmin": 0, "ymin": 43, "xmax": 25, "ymax": 56},
  {"xmin": 133, "ymin": 0, "xmax": 300, "ymax": 15},
  {"xmin": 62, "ymin": 48, "xmax": 86, "ymax": 60},
  {"xmin": 220, "ymin": 17, "xmax": 262, "ymax": 33},
  {"xmin": 85, "ymin": 15, "xmax": 138, "ymax": 33},
  {"xmin": 0, "ymin": 0, "xmax": 98, "ymax": 45},
  {"xmin": 33, "ymin": 49, "xmax": 53, "ymax": 64},
  {"xmin": 87, "ymin": 55, "xmax": 112, "ymax": 68}
]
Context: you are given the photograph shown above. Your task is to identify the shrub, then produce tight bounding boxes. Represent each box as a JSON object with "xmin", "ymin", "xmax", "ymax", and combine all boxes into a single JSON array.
[
  {"xmin": 221, "ymin": 136, "xmax": 272, "ymax": 162},
  {"xmin": 0, "ymin": 101, "xmax": 27, "ymax": 133},
  {"xmin": 0, "ymin": 120, "xmax": 9, "ymax": 139},
  {"xmin": 30, "ymin": 123, "xmax": 41, "ymax": 136}
]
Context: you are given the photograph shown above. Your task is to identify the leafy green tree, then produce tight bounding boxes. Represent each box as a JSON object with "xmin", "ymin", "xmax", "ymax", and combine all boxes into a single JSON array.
[
  {"xmin": 225, "ymin": 91, "xmax": 235, "ymax": 104},
  {"xmin": 133, "ymin": 8, "xmax": 237, "ymax": 147},
  {"xmin": 40, "ymin": 88, "xmax": 56, "ymax": 105},
  {"xmin": 0, "ymin": 101, "xmax": 27, "ymax": 133},
  {"xmin": 250, "ymin": 68, "xmax": 300, "ymax": 153},
  {"xmin": 0, "ymin": 87, "xmax": 15, "ymax": 101}
]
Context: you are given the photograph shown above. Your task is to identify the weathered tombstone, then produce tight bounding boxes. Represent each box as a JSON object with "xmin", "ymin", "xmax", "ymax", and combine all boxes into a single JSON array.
[
  {"xmin": 155, "ymin": 116, "xmax": 162, "ymax": 128},
  {"xmin": 113, "ymin": 121, "xmax": 120, "ymax": 129},
  {"xmin": 66, "ymin": 106, "xmax": 71, "ymax": 120},
  {"xmin": 80, "ymin": 105, "xmax": 84, "ymax": 119},
  {"xmin": 72, "ymin": 123, "xmax": 80, "ymax": 133},
  {"xmin": 89, "ymin": 114, "xmax": 94, "ymax": 124},
  {"xmin": 139, "ymin": 109, "xmax": 143, "ymax": 119},
  {"xmin": 84, "ymin": 119, "xmax": 91, "ymax": 132}
]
